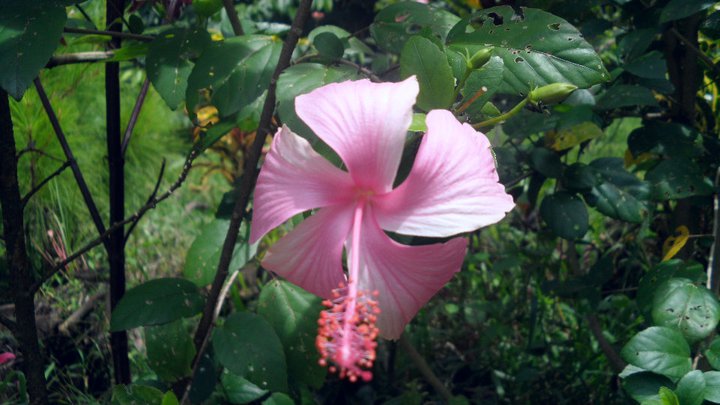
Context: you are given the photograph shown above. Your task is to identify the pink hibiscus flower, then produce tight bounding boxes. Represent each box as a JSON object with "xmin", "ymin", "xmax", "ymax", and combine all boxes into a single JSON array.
[
  {"xmin": 250, "ymin": 76, "xmax": 514, "ymax": 381},
  {"xmin": 0, "ymin": 352, "xmax": 15, "ymax": 365}
]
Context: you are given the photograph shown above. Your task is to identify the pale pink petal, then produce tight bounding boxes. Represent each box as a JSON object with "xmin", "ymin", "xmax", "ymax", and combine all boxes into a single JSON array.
[
  {"xmin": 374, "ymin": 110, "xmax": 514, "ymax": 237},
  {"xmin": 349, "ymin": 210, "xmax": 467, "ymax": 339},
  {"xmin": 262, "ymin": 205, "xmax": 353, "ymax": 298},
  {"xmin": 295, "ymin": 77, "xmax": 419, "ymax": 193},
  {"xmin": 0, "ymin": 352, "xmax": 15, "ymax": 364},
  {"xmin": 250, "ymin": 125, "xmax": 355, "ymax": 244}
]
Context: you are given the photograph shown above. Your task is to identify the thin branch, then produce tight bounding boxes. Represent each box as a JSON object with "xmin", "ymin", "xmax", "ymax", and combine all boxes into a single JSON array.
[
  {"xmin": 178, "ymin": 1, "xmax": 313, "ymax": 402},
  {"xmin": 16, "ymin": 146, "xmax": 64, "ymax": 162},
  {"xmin": 707, "ymin": 166, "xmax": 720, "ymax": 294},
  {"xmin": 124, "ymin": 159, "xmax": 165, "ymax": 243},
  {"xmin": 121, "ymin": 78, "xmax": 150, "ymax": 156},
  {"xmin": 74, "ymin": 4, "xmax": 98, "ymax": 29},
  {"xmin": 46, "ymin": 51, "xmax": 115, "ymax": 68},
  {"xmin": 21, "ymin": 161, "xmax": 71, "ymax": 206},
  {"xmin": 31, "ymin": 151, "xmax": 198, "ymax": 293},
  {"xmin": 33, "ymin": 78, "xmax": 109, "ymax": 250},
  {"xmin": 223, "ymin": 0, "xmax": 245, "ymax": 36},
  {"xmin": 398, "ymin": 335, "xmax": 453, "ymax": 401},
  {"xmin": 58, "ymin": 290, "xmax": 106, "ymax": 335},
  {"xmin": 0, "ymin": 314, "xmax": 17, "ymax": 333},
  {"xmin": 670, "ymin": 27, "xmax": 720, "ymax": 78},
  {"xmin": 334, "ymin": 59, "xmax": 382, "ymax": 82},
  {"xmin": 63, "ymin": 27, "xmax": 154, "ymax": 42}
]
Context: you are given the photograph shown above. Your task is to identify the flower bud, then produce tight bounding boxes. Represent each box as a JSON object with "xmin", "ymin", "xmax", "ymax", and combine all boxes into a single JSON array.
[
  {"xmin": 468, "ymin": 47, "xmax": 494, "ymax": 69},
  {"xmin": 529, "ymin": 83, "xmax": 578, "ymax": 104}
]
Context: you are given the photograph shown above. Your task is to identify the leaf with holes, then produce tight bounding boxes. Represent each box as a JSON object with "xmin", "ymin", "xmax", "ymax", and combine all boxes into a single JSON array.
[
  {"xmin": 621, "ymin": 326, "xmax": 692, "ymax": 379},
  {"xmin": 540, "ymin": 191, "xmax": 588, "ymax": 240},
  {"xmin": 585, "ymin": 182, "xmax": 647, "ymax": 223},
  {"xmin": 187, "ymin": 35, "xmax": 281, "ymax": 118},
  {"xmin": 637, "ymin": 260, "xmax": 706, "ymax": 316},
  {"xmin": 213, "ymin": 312, "xmax": 288, "ymax": 393},
  {"xmin": 0, "ymin": 0, "xmax": 67, "ymax": 99},
  {"xmin": 257, "ymin": 280, "xmax": 326, "ymax": 389},
  {"xmin": 646, "ymin": 159, "xmax": 714, "ymax": 201},
  {"xmin": 110, "ymin": 278, "xmax": 204, "ymax": 331},
  {"xmin": 147, "ymin": 28, "xmax": 210, "ymax": 110},
  {"xmin": 145, "ymin": 320, "xmax": 195, "ymax": 382},
  {"xmin": 447, "ymin": 6, "xmax": 609, "ymax": 95},
  {"xmin": 652, "ymin": 278, "xmax": 720, "ymax": 342},
  {"xmin": 400, "ymin": 36, "xmax": 455, "ymax": 111},
  {"xmin": 370, "ymin": 2, "xmax": 460, "ymax": 54}
]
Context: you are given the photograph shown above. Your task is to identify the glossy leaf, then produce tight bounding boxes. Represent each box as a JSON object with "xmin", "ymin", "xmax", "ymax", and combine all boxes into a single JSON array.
[
  {"xmin": 530, "ymin": 147, "xmax": 563, "ymax": 178},
  {"xmin": 622, "ymin": 372, "xmax": 675, "ymax": 403},
  {"xmin": 676, "ymin": 370, "xmax": 705, "ymax": 405},
  {"xmin": 145, "ymin": 320, "xmax": 195, "ymax": 382},
  {"xmin": 111, "ymin": 385, "xmax": 164, "ymax": 405},
  {"xmin": 595, "ymin": 85, "xmax": 658, "ymax": 110},
  {"xmin": 213, "ymin": 312, "xmax": 288, "ymax": 392},
  {"xmin": 313, "ymin": 32, "xmax": 344, "ymax": 59},
  {"xmin": 660, "ymin": 0, "xmax": 716, "ymax": 23},
  {"xmin": 221, "ymin": 372, "xmax": 268, "ymax": 404},
  {"xmin": 637, "ymin": 260, "xmax": 707, "ymax": 316},
  {"xmin": 447, "ymin": 6, "xmax": 609, "ymax": 94},
  {"xmin": 624, "ymin": 51, "xmax": 667, "ymax": 80},
  {"xmin": 400, "ymin": 36, "xmax": 455, "ymax": 111},
  {"xmin": 540, "ymin": 191, "xmax": 588, "ymax": 240},
  {"xmin": 586, "ymin": 182, "xmax": 647, "ymax": 223},
  {"xmin": 704, "ymin": 371, "xmax": 720, "ymax": 403},
  {"xmin": 370, "ymin": 2, "xmax": 460, "ymax": 54},
  {"xmin": 652, "ymin": 278, "xmax": 720, "ymax": 342},
  {"xmin": 621, "ymin": 326, "xmax": 692, "ymax": 379},
  {"xmin": 0, "ymin": 0, "xmax": 67, "ymax": 99},
  {"xmin": 646, "ymin": 159, "xmax": 714, "ymax": 201},
  {"xmin": 262, "ymin": 393, "xmax": 294, "ymax": 405},
  {"xmin": 460, "ymin": 56, "xmax": 504, "ymax": 119},
  {"xmin": 548, "ymin": 122, "xmax": 603, "ymax": 151},
  {"xmin": 257, "ymin": 280, "xmax": 326, "ymax": 389},
  {"xmin": 110, "ymin": 278, "xmax": 204, "ymax": 331},
  {"xmin": 628, "ymin": 122, "xmax": 699, "ymax": 160}
]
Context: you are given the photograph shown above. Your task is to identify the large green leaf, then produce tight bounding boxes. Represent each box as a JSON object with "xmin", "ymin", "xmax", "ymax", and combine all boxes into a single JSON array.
[
  {"xmin": 257, "ymin": 280, "xmax": 326, "ymax": 389},
  {"xmin": 623, "ymin": 372, "xmax": 675, "ymax": 403},
  {"xmin": 460, "ymin": 56, "xmax": 504, "ymax": 120},
  {"xmin": 221, "ymin": 372, "xmax": 268, "ymax": 404},
  {"xmin": 646, "ymin": 159, "xmax": 714, "ymax": 200},
  {"xmin": 637, "ymin": 260, "xmax": 706, "ymax": 316},
  {"xmin": 705, "ymin": 371, "xmax": 720, "ymax": 403},
  {"xmin": 529, "ymin": 147, "xmax": 563, "ymax": 178},
  {"xmin": 400, "ymin": 35, "xmax": 455, "ymax": 111},
  {"xmin": 660, "ymin": 0, "xmax": 716, "ymax": 23},
  {"xmin": 706, "ymin": 337, "xmax": 720, "ymax": 371},
  {"xmin": 370, "ymin": 2, "xmax": 460, "ymax": 54},
  {"xmin": 111, "ymin": 385, "xmax": 164, "ymax": 405},
  {"xmin": 676, "ymin": 370, "xmax": 706, "ymax": 405},
  {"xmin": 145, "ymin": 320, "xmax": 195, "ymax": 382},
  {"xmin": 187, "ymin": 35, "xmax": 281, "ymax": 118},
  {"xmin": 595, "ymin": 85, "xmax": 658, "ymax": 110},
  {"xmin": 262, "ymin": 393, "xmax": 294, "ymax": 405},
  {"xmin": 213, "ymin": 312, "xmax": 288, "ymax": 393},
  {"xmin": 624, "ymin": 51, "xmax": 668, "ymax": 80},
  {"xmin": 0, "ymin": 0, "xmax": 67, "ymax": 99},
  {"xmin": 652, "ymin": 278, "xmax": 720, "ymax": 342},
  {"xmin": 183, "ymin": 219, "xmax": 256, "ymax": 287},
  {"xmin": 539, "ymin": 191, "xmax": 588, "ymax": 240},
  {"xmin": 147, "ymin": 28, "xmax": 211, "ymax": 110},
  {"xmin": 447, "ymin": 6, "xmax": 609, "ymax": 95},
  {"xmin": 621, "ymin": 326, "xmax": 692, "ymax": 379},
  {"xmin": 110, "ymin": 278, "xmax": 204, "ymax": 331},
  {"xmin": 628, "ymin": 122, "xmax": 700, "ymax": 160}
]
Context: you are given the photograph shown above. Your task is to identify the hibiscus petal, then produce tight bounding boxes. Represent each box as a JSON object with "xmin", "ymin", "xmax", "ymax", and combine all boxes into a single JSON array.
[
  {"xmin": 250, "ymin": 125, "xmax": 355, "ymax": 244},
  {"xmin": 349, "ymin": 211, "xmax": 467, "ymax": 339},
  {"xmin": 262, "ymin": 205, "xmax": 353, "ymax": 298},
  {"xmin": 295, "ymin": 77, "xmax": 419, "ymax": 193},
  {"xmin": 375, "ymin": 109, "xmax": 515, "ymax": 237}
]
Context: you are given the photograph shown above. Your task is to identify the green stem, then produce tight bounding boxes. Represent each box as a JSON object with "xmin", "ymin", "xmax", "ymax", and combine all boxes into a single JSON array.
[{"xmin": 472, "ymin": 96, "xmax": 529, "ymax": 129}]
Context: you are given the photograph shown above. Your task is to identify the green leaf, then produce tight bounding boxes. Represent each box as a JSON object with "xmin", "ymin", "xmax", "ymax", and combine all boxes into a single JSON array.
[
  {"xmin": 221, "ymin": 372, "xmax": 268, "ymax": 404},
  {"xmin": 704, "ymin": 371, "xmax": 720, "ymax": 403},
  {"xmin": 651, "ymin": 278, "xmax": 720, "ymax": 342},
  {"xmin": 637, "ymin": 261, "xmax": 707, "ymax": 316},
  {"xmin": 460, "ymin": 56, "xmax": 504, "ymax": 119},
  {"xmin": 257, "ymin": 280, "xmax": 326, "ymax": 389},
  {"xmin": 313, "ymin": 32, "xmax": 344, "ymax": 59},
  {"xmin": 187, "ymin": 35, "xmax": 281, "ymax": 118},
  {"xmin": 621, "ymin": 326, "xmax": 692, "ymax": 379},
  {"xmin": 147, "ymin": 28, "xmax": 211, "ymax": 110},
  {"xmin": 660, "ymin": 0, "xmax": 716, "ymax": 23},
  {"xmin": 706, "ymin": 337, "xmax": 720, "ymax": 370},
  {"xmin": 110, "ymin": 278, "xmax": 204, "ymax": 331},
  {"xmin": 701, "ymin": 11, "xmax": 720, "ymax": 39},
  {"xmin": 262, "ymin": 393, "xmax": 294, "ymax": 405},
  {"xmin": 189, "ymin": 350, "xmax": 217, "ymax": 404},
  {"xmin": 447, "ymin": 6, "xmax": 609, "ymax": 95},
  {"xmin": 145, "ymin": 320, "xmax": 195, "ymax": 382},
  {"xmin": 625, "ymin": 51, "xmax": 668, "ymax": 80},
  {"xmin": 676, "ymin": 370, "xmax": 706, "ymax": 405},
  {"xmin": 370, "ymin": 2, "xmax": 460, "ymax": 54},
  {"xmin": 0, "ymin": 0, "xmax": 67, "ymax": 99},
  {"xmin": 399, "ymin": 36, "xmax": 454, "ymax": 111},
  {"xmin": 409, "ymin": 113, "xmax": 427, "ymax": 132},
  {"xmin": 628, "ymin": 122, "xmax": 700, "ymax": 160},
  {"xmin": 161, "ymin": 391, "xmax": 179, "ymax": 405},
  {"xmin": 540, "ymin": 191, "xmax": 588, "ymax": 240},
  {"xmin": 128, "ymin": 14, "xmax": 145, "ymax": 35},
  {"xmin": 658, "ymin": 387, "xmax": 680, "ymax": 405},
  {"xmin": 623, "ymin": 372, "xmax": 675, "ymax": 403},
  {"xmin": 646, "ymin": 159, "xmax": 714, "ymax": 200},
  {"xmin": 183, "ymin": 219, "xmax": 256, "ymax": 287},
  {"xmin": 529, "ymin": 147, "xmax": 563, "ymax": 178},
  {"xmin": 595, "ymin": 85, "xmax": 658, "ymax": 110},
  {"xmin": 619, "ymin": 29, "xmax": 658, "ymax": 61},
  {"xmin": 213, "ymin": 312, "xmax": 288, "ymax": 392},
  {"xmin": 586, "ymin": 182, "xmax": 647, "ymax": 223},
  {"xmin": 111, "ymin": 385, "xmax": 164, "ymax": 405}
]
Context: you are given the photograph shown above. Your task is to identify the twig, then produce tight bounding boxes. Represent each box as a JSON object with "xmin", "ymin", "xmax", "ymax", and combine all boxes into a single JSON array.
[
  {"xmin": 63, "ymin": 27, "xmax": 154, "ymax": 42},
  {"xmin": 58, "ymin": 290, "xmax": 106, "ymax": 335},
  {"xmin": 707, "ymin": 166, "xmax": 720, "ymax": 294},
  {"xmin": 21, "ymin": 161, "xmax": 71, "ymax": 206},
  {"xmin": 473, "ymin": 97, "xmax": 529, "ymax": 129},
  {"xmin": 223, "ymin": 0, "xmax": 245, "ymax": 36},
  {"xmin": 334, "ymin": 59, "xmax": 382, "ymax": 82},
  {"xmin": 33, "ymin": 78, "xmax": 109, "ymax": 250},
  {"xmin": 46, "ymin": 51, "xmax": 115, "ymax": 68},
  {"xmin": 457, "ymin": 86, "xmax": 487, "ymax": 114},
  {"xmin": 16, "ymin": 146, "xmax": 64, "ymax": 162},
  {"xmin": 398, "ymin": 335, "xmax": 453, "ymax": 401},
  {"xmin": 121, "ymin": 78, "xmax": 150, "ymax": 156},
  {"xmin": 74, "ymin": 4, "xmax": 98, "ymax": 29},
  {"xmin": 178, "ymin": 1, "xmax": 313, "ymax": 402},
  {"xmin": 0, "ymin": 314, "xmax": 17, "ymax": 333},
  {"xmin": 670, "ymin": 27, "xmax": 720, "ymax": 78},
  {"xmin": 124, "ymin": 159, "xmax": 166, "ymax": 243},
  {"xmin": 30, "ymin": 151, "xmax": 198, "ymax": 293}
]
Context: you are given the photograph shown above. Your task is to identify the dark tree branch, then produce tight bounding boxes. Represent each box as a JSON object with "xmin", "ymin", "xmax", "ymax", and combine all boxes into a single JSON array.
[
  {"xmin": 0, "ymin": 314, "xmax": 17, "ymax": 334},
  {"xmin": 177, "ymin": 1, "xmax": 313, "ymax": 402},
  {"xmin": 33, "ymin": 78, "xmax": 109, "ymax": 251},
  {"xmin": 670, "ymin": 27, "xmax": 720, "ymax": 78},
  {"xmin": 74, "ymin": 4, "xmax": 98, "ymax": 30},
  {"xmin": 63, "ymin": 27, "xmax": 154, "ymax": 42},
  {"xmin": 223, "ymin": 0, "xmax": 245, "ymax": 36},
  {"xmin": 398, "ymin": 335, "xmax": 453, "ymax": 401},
  {"xmin": 1, "ymin": 90, "xmax": 49, "ymax": 404},
  {"xmin": 124, "ymin": 159, "xmax": 165, "ymax": 243},
  {"xmin": 121, "ymin": 78, "xmax": 150, "ymax": 157},
  {"xmin": 46, "ymin": 51, "xmax": 115, "ymax": 68},
  {"xmin": 31, "ymin": 151, "xmax": 198, "ymax": 293},
  {"xmin": 21, "ymin": 161, "xmax": 71, "ymax": 206}
]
